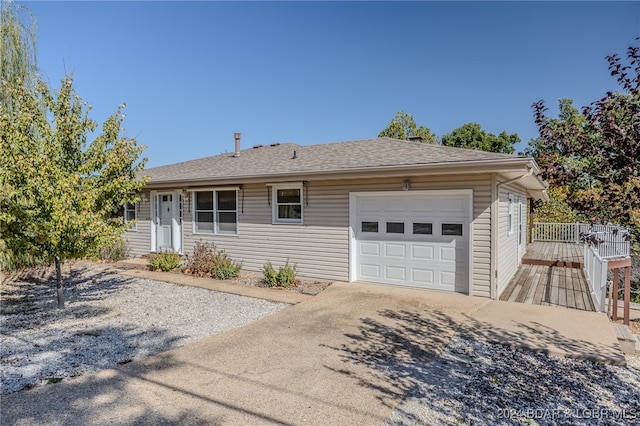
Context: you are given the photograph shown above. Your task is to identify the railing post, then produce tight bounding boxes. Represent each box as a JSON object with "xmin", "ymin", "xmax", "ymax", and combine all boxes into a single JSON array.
[{"xmin": 599, "ymin": 258, "xmax": 608, "ymax": 312}]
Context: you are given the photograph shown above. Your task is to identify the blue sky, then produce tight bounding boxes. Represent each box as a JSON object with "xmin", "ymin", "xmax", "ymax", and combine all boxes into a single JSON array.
[{"xmin": 25, "ymin": 1, "xmax": 639, "ymax": 168}]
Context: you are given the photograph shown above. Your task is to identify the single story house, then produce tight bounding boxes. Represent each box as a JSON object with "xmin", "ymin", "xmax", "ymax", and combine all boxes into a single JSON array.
[{"xmin": 125, "ymin": 135, "xmax": 548, "ymax": 299}]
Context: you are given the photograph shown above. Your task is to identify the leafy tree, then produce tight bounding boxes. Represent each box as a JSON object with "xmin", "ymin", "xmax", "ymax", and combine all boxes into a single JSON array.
[
  {"xmin": 1, "ymin": 0, "xmax": 41, "ymax": 269},
  {"xmin": 378, "ymin": 110, "xmax": 436, "ymax": 144},
  {"xmin": 0, "ymin": 0, "xmax": 37, "ymax": 95},
  {"xmin": 1, "ymin": 2, "xmax": 147, "ymax": 308},
  {"xmin": 532, "ymin": 38, "xmax": 640, "ymax": 248},
  {"xmin": 441, "ymin": 122, "xmax": 518, "ymax": 154}
]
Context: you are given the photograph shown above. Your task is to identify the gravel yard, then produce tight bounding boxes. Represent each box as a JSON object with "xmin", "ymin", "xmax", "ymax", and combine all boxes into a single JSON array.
[
  {"xmin": 384, "ymin": 337, "xmax": 640, "ymax": 425},
  {"xmin": 2, "ymin": 261, "xmax": 640, "ymax": 425},
  {"xmin": 0, "ymin": 262, "xmax": 289, "ymax": 395}
]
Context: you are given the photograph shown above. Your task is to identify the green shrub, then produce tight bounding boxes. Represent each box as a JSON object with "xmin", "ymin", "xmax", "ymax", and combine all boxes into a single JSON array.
[
  {"xmin": 262, "ymin": 259, "xmax": 297, "ymax": 288},
  {"xmin": 149, "ymin": 251, "xmax": 181, "ymax": 272},
  {"xmin": 212, "ymin": 256, "xmax": 242, "ymax": 280},
  {"xmin": 262, "ymin": 261, "xmax": 279, "ymax": 287},
  {"xmin": 185, "ymin": 241, "xmax": 242, "ymax": 279},
  {"xmin": 92, "ymin": 239, "xmax": 129, "ymax": 262}
]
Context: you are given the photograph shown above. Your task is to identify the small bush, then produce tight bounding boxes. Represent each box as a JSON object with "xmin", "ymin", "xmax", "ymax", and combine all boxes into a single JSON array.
[
  {"xmin": 262, "ymin": 259, "xmax": 297, "ymax": 288},
  {"xmin": 185, "ymin": 241, "xmax": 242, "ymax": 279},
  {"xmin": 92, "ymin": 239, "xmax": 129, "ymax": 262},
  {"xmin": 149, "ymin": 251, "xmax": 181, "ymax": 272},
  {"xmin": 212, "ymin": 257, "xmax": 242, "ymax": 280}
]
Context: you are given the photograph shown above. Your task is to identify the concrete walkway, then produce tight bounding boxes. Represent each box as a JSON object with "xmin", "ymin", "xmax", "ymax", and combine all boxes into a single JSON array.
[{"xmin": 0, "ymin": 269, "xmax": 626, "ymax": 425}]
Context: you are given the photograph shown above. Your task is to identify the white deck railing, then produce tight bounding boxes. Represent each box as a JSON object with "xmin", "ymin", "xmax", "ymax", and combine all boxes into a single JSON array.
[
  {"xmin": 583, "ymin": 245, "xmax": 609, "ymax": 312},
  {"xmin": 532, "ymin": 222, "xmax": 582, "ymax": 243},
  {"xmin": 532, "ymin": 222, "xmax": 631, "ymax": 259},
  {"xmin": 533, "ymin": 222, "xmax": 632, "ymax": 313}
]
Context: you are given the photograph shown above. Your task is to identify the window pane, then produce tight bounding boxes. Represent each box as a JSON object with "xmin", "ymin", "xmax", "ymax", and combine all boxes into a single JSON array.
[
  {"xmin": 126, "ymin": 210, "xmax": 136, "ymax": 222},
  {"xmin": 196, "ymin": 192, "xmax": 214, "ymax": 210},
  {"xmin": 217, "ymin": 191, "xmax": 236, "ymax": 210},
  {"xmin": 386, "ymin": 222, "xmax": 405, "ymax": 234},
  {"xmin": 196, "ymin": 212, "xmax": 214, "ymax": 232},
  {"xmin": 278, "ymin": 205, "xmax": 302, "ymax": 220},
  {"xmin": 442, "ymin": 223, "xmax": 463, "ymax": 236},
  {"xmin": 217, "ymin": 211, "xmax": 237, "ymax": 234},
  {"xmin": 361, "ymin": 221, "xmax": 378, "ymax": 232},
  {"xmin": 413, "ymin": 223, "xmax": 432, "ymax": 235},
  {"xmin": 277, "ymin": 189, "xmax": 300, "ymax": 204}
]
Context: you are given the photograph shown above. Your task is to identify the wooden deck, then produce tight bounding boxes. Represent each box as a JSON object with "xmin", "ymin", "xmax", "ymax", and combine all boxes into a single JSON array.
[
  {"xmin": 522, "ymin": 242, "xmax": 584, "ymax": 268},
  {"xmin": 500, "ymin": 242, "xmax": 596, "ymax": 311}
]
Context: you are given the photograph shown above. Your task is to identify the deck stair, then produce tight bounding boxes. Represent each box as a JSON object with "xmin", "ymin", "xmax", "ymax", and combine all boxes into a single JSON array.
[{"xmin": 611, "ymin": 323, "xmax": 640, "ymax": 355}]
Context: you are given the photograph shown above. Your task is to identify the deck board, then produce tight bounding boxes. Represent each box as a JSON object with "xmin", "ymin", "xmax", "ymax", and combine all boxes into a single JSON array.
[{"xmin": 500, "ymin": 242, "xmax": 596, "ymax": 312}]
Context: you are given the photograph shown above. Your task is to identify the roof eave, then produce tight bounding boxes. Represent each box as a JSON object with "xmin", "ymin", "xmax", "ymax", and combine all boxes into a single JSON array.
[{"xmin": 142, "ymin": 157, "xmax": 540, "ymax": 189}]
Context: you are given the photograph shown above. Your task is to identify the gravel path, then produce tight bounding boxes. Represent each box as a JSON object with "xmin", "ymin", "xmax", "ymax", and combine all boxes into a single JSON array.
[
  {"xmin": 0, "ymin": 263, "xmax": 288, "ymax": 395},
  {"xmin": 384, "ymin": 336, "xmax": 640, "ymax": 425}
]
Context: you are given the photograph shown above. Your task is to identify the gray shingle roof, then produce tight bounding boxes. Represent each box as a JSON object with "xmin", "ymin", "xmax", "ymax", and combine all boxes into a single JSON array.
[{"xmin": 142, "ymin": 137, "xmax": 525, "ymax": 184}]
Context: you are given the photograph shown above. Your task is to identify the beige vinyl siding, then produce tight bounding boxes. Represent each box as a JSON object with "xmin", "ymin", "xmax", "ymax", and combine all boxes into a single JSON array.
[
  {"xmin": 497, "ymin": 184, "xmax": 527, "ymax": 294},
  {"xmin": 182, "ymin": 183, "xmax": 348, "ymax": 281},
  {"xmin": 123, "ymin": 193, "xmax": 152, "ymax": 257},
  {"xmin": 177, "ymin": 174, "xmax": 493, "ymax": 296}
]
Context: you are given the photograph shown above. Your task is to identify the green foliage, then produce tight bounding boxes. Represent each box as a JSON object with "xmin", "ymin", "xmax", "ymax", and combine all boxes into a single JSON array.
[
  {"xmin": 532, "ymin": 186, "xmax": 586, "ymax": 224},
  {"xmin": 262, "ymin": 259, "xmax": 297, "ymax": 288},
  {"xmin": 149, "ymin": 251, "xmax": 181, "ymax": 272},
  {"xmin": 90, "ymin": 238, "xmax": 129, "ymax": 262},
  {"xmin": 212, "ymin": 257, "xmax": 242, "ymax": 280},
  {"xmin": 185, "ymin": 241, "xmax": 242, "ymax": 279},
  {"xmin": 441, "ymin": 123, "xmax": 518, "ymax": 154},
  {"xmin": 1, "ymin": 2, "xmax": 147, "ymax": 308},
  {"xmin": 378, "ymin": 111, "xmax": 436, "ymax": 144},
  {"xmin": 1, "ymin": 0, "xmax": 38, "ymax": 108},
  {"xmin": 532, "ymin": 40, "xmax": 640, "ymax": 246}
]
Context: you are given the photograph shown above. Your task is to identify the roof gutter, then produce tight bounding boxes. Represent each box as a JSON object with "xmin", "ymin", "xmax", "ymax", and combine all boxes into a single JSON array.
[
  {"xmin": 142, "ymin": 157, "xmax": 538, "ymax": 189},
  {"xmin": 496, "ymin": 162, "xmax": 549, "ymax": 202}
]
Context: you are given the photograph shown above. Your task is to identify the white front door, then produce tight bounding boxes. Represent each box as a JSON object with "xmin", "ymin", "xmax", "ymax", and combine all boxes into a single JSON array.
[
  {"xmin": 350, "ymin": 190, "xmax": 472, "ymax": 293},
  {"xmin": 158, "ymin": 193, "xmax": 174, "ymax": 251}
]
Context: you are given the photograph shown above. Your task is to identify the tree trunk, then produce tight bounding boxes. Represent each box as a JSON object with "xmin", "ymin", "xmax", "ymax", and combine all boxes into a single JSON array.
[{"xmin": 55, "ymin": 256, "xmax": 65, "ymax": 309}]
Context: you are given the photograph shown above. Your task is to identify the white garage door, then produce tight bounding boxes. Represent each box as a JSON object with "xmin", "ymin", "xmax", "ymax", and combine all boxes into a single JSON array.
[{"xmin": 350, "ymin": 190, "xmax": 471, "ymax": 293}]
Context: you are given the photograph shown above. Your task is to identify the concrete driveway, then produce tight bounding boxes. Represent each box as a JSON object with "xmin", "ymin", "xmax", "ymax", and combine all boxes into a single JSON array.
[{"xmin": 1, "ymin": 281, "xmax": 488, "ymax": 425}]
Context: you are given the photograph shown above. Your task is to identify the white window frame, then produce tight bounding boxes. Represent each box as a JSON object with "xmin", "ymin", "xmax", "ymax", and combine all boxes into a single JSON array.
[
  {"xmin": 191, "ymin": 188, "xmax": 239, "ymax": 236},
  {"xmin": 123, "ymin": 202, "xmax": 137, "ymax": 231},
  {"xmin": 271, "ymin": 183, "xmax": 303, "ymax": 224}
]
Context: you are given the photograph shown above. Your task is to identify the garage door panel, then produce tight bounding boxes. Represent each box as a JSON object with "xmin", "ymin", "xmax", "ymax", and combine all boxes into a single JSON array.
[
  {"xmin": 384, "ymin": 266, "xmax": 406, "ymax": 281},
  {"xmin": 384, "ymin": 198, "xmax": 407, "ymax": 213},
  {"xmin": 440, "ymin": 246, "xmax": 457, "ymax": 262},
  {"xmin": 411, "ymin": 245, "xmax": 434, "ymax": 260},
  {"xmin": 438, "ymin": 197, "xmax": 466, "ymax": 214},
  {"xmin": 384, "ymin": 243, "xmax": 406, "ymax": 258},
  {"xmin": 359, "ymin": 199, "xmax": 381, "ymax": 212},
  {"xmin": 360, "ymin": 263, "xmax": 380, "ymax": 280},
  {"xmin": 410, "ymin": 198, "xmax": 436, "ymax": 213},
  {"xmin": 360, "ymin": 241, "xmax": 380, "ymax": 256},
  {"xmin": 411, "ymin": 269, "xmax": 434, "ymax": 285},
  {"xmin": 353, "ymin": 191, "xmax": 470, "ymax": 293}
]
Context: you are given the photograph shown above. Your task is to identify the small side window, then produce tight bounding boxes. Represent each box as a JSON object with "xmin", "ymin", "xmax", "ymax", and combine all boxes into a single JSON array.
[
  {"xmin": 361, "ymin": 221, "xmax": 378, "ymax": 232},
  {"xmin": 413, "ymin": 223, "xmax": 433, "ymax": 235},
  {"xmin": 442, "ymin": 223, "xmax": 463, "ymax": 236},
  {"xmin": 386, "ymin": 222, "xmax": 405, "ymax": 234}
]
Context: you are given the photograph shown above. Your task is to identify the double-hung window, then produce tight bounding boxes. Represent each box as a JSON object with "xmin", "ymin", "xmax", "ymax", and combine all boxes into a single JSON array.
[
  {"xmin": 272, "ymin": 184, "xmax": 303, "ymax": 224},
  {"xmin": 193, "ymin": 190, "xmax": 238, "ymax": 235},
  {"xmin": 119, "ymin": 202, "xmax": 137, "ymax": 231}
]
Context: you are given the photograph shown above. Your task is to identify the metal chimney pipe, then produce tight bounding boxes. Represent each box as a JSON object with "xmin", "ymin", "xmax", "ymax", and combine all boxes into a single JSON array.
[{"xmin": 233, "ymin": 132, "xmax": 241, "ymax": 157}]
